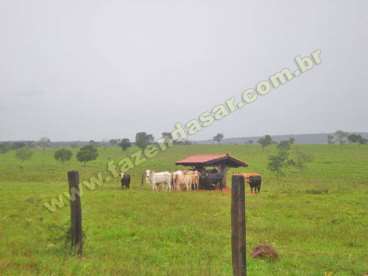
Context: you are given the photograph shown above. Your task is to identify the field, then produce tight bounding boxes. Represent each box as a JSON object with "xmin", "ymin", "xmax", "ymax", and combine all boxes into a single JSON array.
[{"xmin": 0, "ymin": 144, "xmax": 367, "ymax": 275}]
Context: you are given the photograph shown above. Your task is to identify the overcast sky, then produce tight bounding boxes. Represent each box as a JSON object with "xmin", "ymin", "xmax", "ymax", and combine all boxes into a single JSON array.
[{"xmin": 0, "ymin": 0, "xmax": 367, "ymax": 141}]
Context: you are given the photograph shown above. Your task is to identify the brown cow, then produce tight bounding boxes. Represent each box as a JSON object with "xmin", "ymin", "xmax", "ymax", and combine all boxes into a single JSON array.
[{"xmin": 173, "ymin": 170, "xmax": 200, "ymax": 191}]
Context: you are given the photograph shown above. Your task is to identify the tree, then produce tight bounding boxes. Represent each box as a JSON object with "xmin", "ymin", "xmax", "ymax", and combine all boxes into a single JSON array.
[
  {"xmin": 213, "ymin": 133, "xmax": 224, "ymax": 144},
  {"xmin": 89, "ymin": 140, "xmax": 98, "ymax": 145},
  {"xmin": 162, "ymin": 132, "xmax": 173, "ymax": 142},
  {"xmin": 109, "ymin": 139, "xmax": 120, "ymax": 146},
  {"xmin": 161, "ymin": 132, "xmax": 174, "ymax": 145},
  {"xmin": 347, "ymin": 134, "xmax": 367, "ymax": 144},
  {"xmin": 15, "ymin": 147, "xmax": 33, "ymax": 169},
  {"xmin": 38, "ymin": 137, "xmax": 51, "ymax": 150},
  {"xmin": 135, "ymin": 132, "xmax": 154, "ymax": 149},
  {"xmin": 277, "ymin": 140, "xmax": 292, "ymax": 151},
  {"xmin": 327, "ymin": 135, "xmax": 335, "ymax": 144},
  {"xmin": 147, "ymin": 134, "xmax": 154, "ymax": 144},
  {"xmin": 0, "ymin": 143, "xmax": 11, "ymax": 154},
  {"xmin": 76, "ymin": 145, "xmax": 98, "ymax": 166},
  {"xmin": 334, "ymin": 130, "xmax": 349, "ymax": 145},
  {"xmin": 347, "ymin": 134, "xmax": 360, "ymax": 144},
  {"xmin": 258, "ymin": 135, "xmax": 273, "ymax": 150},
  {"xmin": 119, "ymin": 138, "xmax": 132, "ymax": 151},
  {"xmin": 292, "ymin": 149, "xmax": 313, "ymax": 171},
  {"xmin": 248, "ymin": 140, "xmax": 254, "ymax": 144},
  {"xmin": 54, "ymin": 148, "xmax": 73, "ymax": 163},
  {"xmin": 268, "ymin": 142, "xmax": 312, "ymax": 177},
  {"xmin": 268, "ymin": 150, "xmax": 289, "ymax": 178},
  {"xmin": 12, "ymin": 142, "xmax": 26, "ymax": 150}
]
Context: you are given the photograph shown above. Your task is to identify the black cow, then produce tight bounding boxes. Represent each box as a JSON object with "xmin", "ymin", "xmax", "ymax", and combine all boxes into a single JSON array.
[
  {"xmin": 121, "ymin": 173, "xmax": 131, "ymax": 189},
  {"xmin": 249, "ymin": 175, "xmax": 262, "ymax": 193},
  {"xmin": 199, "ymin": 172, "xmax": 225, "ymax": 190}
]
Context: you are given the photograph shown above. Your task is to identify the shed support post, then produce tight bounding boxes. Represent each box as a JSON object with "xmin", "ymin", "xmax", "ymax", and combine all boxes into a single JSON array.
[{"xmin": 218, "ymin": 164, "xmax": 227, "ymax": 190}]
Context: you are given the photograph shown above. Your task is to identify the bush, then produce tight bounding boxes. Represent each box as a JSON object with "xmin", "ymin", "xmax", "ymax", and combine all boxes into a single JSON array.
[
  {"xmin": 54, "ymin": 149, "xmax": 73, "ymax": 163},
  {"xmin": 15, "ymin": 147, "xmax": 33, "ymax": 169},
  {"xmin": 76, "ymin": 145, "xmax": 98, "ymax": 166},
  {"xmin": 119, "ymin": 138, "xmax": 131, "ymax": 151},
  {"xmin": 0, "ymin": 143, "xmax": 11, "ymax": 154}
]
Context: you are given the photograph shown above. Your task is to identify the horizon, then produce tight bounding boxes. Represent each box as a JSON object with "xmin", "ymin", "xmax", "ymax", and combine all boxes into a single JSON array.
[{"xmin": 1, "ymin": 130, "xmax": 367, "ymax": 143}]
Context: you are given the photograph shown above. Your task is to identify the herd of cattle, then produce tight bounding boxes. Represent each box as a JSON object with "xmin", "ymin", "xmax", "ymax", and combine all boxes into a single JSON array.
[
  {"xmin": 143, "ymin": 170, "xmax": 200, "ymax": 191},
  {"xmin": 120, "ymin": 170, "xmax": 262, "ymax": 193}
]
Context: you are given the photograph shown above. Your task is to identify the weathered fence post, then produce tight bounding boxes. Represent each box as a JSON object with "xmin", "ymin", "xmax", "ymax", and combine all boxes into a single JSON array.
[
  {"xmin": 67, "ymin": 171, "xmax": 83, "ymax": 256},
  {"xmin": 231, "ymin": 175, "xmax": 246, "ymax": 276}
]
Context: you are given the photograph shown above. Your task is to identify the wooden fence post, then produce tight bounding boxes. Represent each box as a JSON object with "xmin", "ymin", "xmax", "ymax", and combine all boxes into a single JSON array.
[
  {"xmin": 67, "ymin": 171, "xmax": 83, "ymax": 256},
  {"xmin": 231, "ymin": 175, "xmax": 246, "ymax": 276}
]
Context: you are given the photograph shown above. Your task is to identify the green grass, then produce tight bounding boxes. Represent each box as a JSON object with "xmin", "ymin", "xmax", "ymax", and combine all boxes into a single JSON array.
[{"xmin": 0, "ymin": 144, "xmax": 367, "ymax": 275}]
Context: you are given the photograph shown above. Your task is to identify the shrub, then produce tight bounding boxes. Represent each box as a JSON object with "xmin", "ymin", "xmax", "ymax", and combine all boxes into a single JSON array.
[
  {"xmin": 76, "ymin": 145, "xmax": 98, "ymax": 166},
  {"xmin": 54, "ymin": 149, "xmax": 73, "ymax": 163}
]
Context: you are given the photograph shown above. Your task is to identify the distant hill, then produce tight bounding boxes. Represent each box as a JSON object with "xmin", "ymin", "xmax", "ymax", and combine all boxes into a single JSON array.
[
  {"xmin": 195, "ymin": 132, "xmax": 368, "ymax": 145},
  {"xmin": 2, "ymin": 132, "xmax": 367, "ymax": 146}
]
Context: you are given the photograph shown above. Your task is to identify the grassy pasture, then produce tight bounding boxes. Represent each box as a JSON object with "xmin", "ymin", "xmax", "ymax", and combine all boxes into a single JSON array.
[{"xmin": 0, "ymin": 144, "xmax": 367, "ymax": 275}]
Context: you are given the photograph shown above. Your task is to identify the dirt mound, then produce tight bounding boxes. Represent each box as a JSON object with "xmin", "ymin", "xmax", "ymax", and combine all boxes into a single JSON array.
[{"xmin": 252, "ymin": 244, "xmax": 279, "ymax": 261}]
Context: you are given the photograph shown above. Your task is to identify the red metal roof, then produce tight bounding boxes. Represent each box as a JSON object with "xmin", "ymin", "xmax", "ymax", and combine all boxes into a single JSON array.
[{"xmin": 176, "ymin": 153, "xmax": 247, "ymax": 168}]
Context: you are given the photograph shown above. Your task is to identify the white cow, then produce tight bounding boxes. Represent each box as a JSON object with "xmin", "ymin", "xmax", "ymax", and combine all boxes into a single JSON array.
[
  {"xmin": 173, "ymin": 170, "xmax": 187, "ymax": 191},
  {"xmin": 144, "ymin": 170, "xmax": 173, "ymax": 191},
  {"xmin": 173, "ymin": 170, "xmax": 200, "ymax": 191},
  {"xmin": 191, "ymin": 170, "xmax": 200, "ymax": 190}
]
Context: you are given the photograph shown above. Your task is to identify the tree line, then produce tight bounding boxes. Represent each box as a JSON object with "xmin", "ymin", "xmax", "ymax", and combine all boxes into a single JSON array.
[
  {"xmin": 211, "ymin": 131, "xmax": 367, "ymax": 146},
  {"xmin": 328, "ymin": 130, "xmax": 367, "ymax": 145},
  {"xmin": 0, "ymin": 132, "xmax": 193, "ymax": 168},
  {"xmin": 1, "ymin": 130, "xmax": 365, "ymax": 170}
]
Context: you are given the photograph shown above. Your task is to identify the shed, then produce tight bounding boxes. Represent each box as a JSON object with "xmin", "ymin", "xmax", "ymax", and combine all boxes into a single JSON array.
[{"xmin": 176, "ymin": 153, "xmax": 247, "ymax": 189}]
